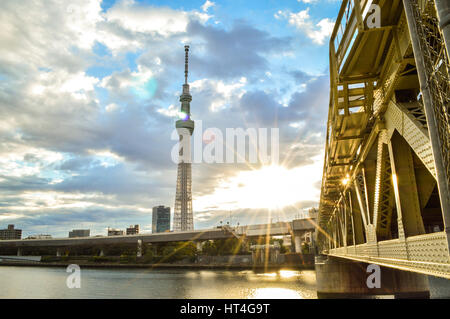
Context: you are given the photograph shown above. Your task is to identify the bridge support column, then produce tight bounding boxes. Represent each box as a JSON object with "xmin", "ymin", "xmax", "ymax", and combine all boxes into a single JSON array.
[
  {"xmin": 56, "ymin": 248, "xmax": 62, "ymax": 257},
  {"xmin": 17, "ymin": 248, "xmax": 22, "ymax": 257},
  {"xmin": 196, "ymin": 241, "xmax": 203, "ymax": 252},
  {"xmin": 294, "ymin": 235, "xmax": 302, "ymax": 253},
  {"xmin": 99, "ymin": 249, "xmax": 104, "ymax": 257},
  {"xmin": 428, "ymin": 275, "xmax": 450, "ymax": 298},
  {"xmin": 315, "ymin": 256, "xmax": 430, "ymax": 298},
  {"xmin": 137, "ymin": 240, "xmax": 142, "ymax": 258}
]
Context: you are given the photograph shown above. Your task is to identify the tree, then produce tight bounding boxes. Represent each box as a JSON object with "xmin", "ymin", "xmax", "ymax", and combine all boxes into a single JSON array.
[
  {"xmin": 160, "ymin": 241, "xmax": 197, "ymax": 262},
  {"xmin": 202, "ymin": 240, "xmax": 218, "ymax": 256}
]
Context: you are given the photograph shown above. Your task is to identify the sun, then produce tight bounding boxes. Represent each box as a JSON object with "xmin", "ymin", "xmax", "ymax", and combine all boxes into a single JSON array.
[{"xmin": 194, "ymin": 156, "xmax": 323, "ymax": 211}]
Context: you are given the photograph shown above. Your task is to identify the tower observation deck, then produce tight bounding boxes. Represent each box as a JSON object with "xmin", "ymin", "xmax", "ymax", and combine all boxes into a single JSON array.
[{"xmin": 173, "ymin": 45, "xmax": 194, "ymax": 232}]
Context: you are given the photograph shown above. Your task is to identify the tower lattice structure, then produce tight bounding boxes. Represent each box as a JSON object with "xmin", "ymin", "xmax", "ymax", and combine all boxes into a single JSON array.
[{"xmin": 173, "ymin": 45, "xmax": 194, "ymax": 232}]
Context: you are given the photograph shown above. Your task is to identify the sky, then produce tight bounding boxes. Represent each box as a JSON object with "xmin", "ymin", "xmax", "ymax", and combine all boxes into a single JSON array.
[{"xmin": 0, "ymin": 0, "xmax": 340, "ymax": 237}]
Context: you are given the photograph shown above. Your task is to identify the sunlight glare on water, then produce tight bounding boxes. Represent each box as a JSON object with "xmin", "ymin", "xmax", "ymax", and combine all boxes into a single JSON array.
[
  {"xmin": 0, "ymin": 266, "xmax": 317, "ymax": 299},
  {"xmin": 249, "ymin": 288, "xmax": 303, "ymax": 299}
]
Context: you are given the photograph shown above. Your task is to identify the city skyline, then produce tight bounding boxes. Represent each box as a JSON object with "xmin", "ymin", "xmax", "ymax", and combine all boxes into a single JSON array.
[{"xmin": 0, "ymin": 0, "xmax": 339, "ymax": 238}]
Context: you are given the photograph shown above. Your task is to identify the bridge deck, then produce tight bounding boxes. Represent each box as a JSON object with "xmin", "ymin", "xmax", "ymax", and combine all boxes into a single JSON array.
[{"xmin": 0, "ymin": 220, "xmax": 315, "ymax": 249}]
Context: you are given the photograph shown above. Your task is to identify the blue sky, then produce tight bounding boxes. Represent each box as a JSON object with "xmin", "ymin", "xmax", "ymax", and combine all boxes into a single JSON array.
[{"xmin": 0, "ymin": 0, "xmax": 340, "ymax": 237}]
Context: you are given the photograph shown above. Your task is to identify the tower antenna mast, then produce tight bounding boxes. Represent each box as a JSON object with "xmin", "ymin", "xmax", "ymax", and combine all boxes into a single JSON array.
[{"xmin": 184, "ymin": 45, "xmax": 189, "ymax": 85}]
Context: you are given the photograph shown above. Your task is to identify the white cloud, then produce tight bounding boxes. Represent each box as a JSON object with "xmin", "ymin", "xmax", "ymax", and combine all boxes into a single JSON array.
[
  {"xmin": 157, "ymin": 104, "xmax": 179, "ymax": 117},
  {"xmin": 190, "ymin": 77, "xmax": 247, "ymax": 111},
  {"xmin": 0, "ymin": 0, "xmax": 102, "ymax": 75},
  {"xmin": 0, "ymin": 144, "xmax": 64, "ymax": 178},
  {"xmin": 30, "ymin": 71, "xmax": 99, "ymax": 100},
  {"xmin": 275, "ymin": 8, "xmax": 334, "ymax": 45},
  {"xmin": 201, "ymin": 0, "xmax": 215, "ymax": 12},
  {"xmin": 105, "ymin": 1, "xmax": 189, "ymax": 36},
  {"xmin": 105, "ymin": 103, "xmax": 119, "ymax": 112},
  {"xmin": 103, "ymin": 0, "xmax": 211, "ymax": 44}
]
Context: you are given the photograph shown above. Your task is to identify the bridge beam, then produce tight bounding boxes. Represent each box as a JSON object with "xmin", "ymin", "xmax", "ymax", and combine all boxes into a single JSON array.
[
  {"xmin": 349, "ymin": 188, "xmax": 366, "ymax": 244},
  {"xmin": 403, "ymin": 0, "xmax": 450, "ymax": 249},
  {"xmin": 388, "ymin": 132, "xmax": 425, "ymax": 237}
]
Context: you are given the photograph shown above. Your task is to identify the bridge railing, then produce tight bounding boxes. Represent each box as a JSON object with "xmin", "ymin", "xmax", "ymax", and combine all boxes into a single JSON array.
[
  {"xmin": 328, "ymin": 0, "xmax": 378, "ymax": 129},
  {"xmin": 330, "ymin": 0, "xmax": 374, "ymax": 73}
]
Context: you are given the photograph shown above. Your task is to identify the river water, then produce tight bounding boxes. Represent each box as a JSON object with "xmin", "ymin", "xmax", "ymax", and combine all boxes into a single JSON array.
[{"xmin": 0, "ymin": 266, "xmax": 318, "ymax": 299}]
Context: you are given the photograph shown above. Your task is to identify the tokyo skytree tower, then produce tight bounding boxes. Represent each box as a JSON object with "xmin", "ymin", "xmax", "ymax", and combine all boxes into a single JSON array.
[{"xmin": 173, "ymin": 45, "xmax": 194, "ymax": 232}]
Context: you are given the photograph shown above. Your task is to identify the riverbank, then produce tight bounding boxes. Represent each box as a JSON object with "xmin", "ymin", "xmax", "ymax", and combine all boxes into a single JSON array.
[{"xmin": 0, "ymin": 260, "xmax": 314, "ymax": 270}]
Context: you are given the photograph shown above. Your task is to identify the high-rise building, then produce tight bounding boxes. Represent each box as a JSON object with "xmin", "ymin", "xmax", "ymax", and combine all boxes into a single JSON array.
[
  {"xmin": 173, "ymin": 45, "xmax": 194, "ymax": 232},
  {"xmin": 152, "ymin": 206, "xmax": 171, "ymax": 233},
  {"xmin": 68, "ymin": 229, "xmax": 90, "ymax": 238},
  {"xmin": 0, "ymin": 225, "xmax": 22, "ymax": 240},
  {"xmin": 126, "ymin": 225, "xmax": 140, "ymax": 235}
]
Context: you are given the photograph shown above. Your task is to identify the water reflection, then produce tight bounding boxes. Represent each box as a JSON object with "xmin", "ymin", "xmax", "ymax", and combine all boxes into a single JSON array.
[
  {"xmin": 249, "ymin": 288, "xmax": 303, "ymax": 299},
  {"xmin": 0, "ymin": 266, "xmax": 317, "ymax": 299},
  {"xmin": 279, "ymin": 270, "xmax": 297, "ymax": 278}
]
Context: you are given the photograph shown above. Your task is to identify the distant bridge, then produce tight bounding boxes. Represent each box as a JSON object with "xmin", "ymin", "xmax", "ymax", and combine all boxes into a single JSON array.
[{"xmin": 0, "ymin": 219, "xmax": 315, "ymax": 255}]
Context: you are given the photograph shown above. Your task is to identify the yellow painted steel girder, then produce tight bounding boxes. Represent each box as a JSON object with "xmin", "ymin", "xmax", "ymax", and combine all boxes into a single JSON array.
[{"xmin": 318, "ymin": 0, "xmax": 450, "ymax": 279}]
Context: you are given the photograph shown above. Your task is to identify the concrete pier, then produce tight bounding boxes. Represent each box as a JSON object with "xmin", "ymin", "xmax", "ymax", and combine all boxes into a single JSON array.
[
  {"xmin": 137, "ymin": 240, "xmax": 142, "ymax": 258},
  {"xmin": 315, "ymin": 256, "xmax": 430, "ymax": 298},
  {"xmin": 294, "ymin": 235, "xmax": 301, "ymax": 253},
  {"xmin": 428, "ymin": 276, "xmax": 450, "ymax": 298}
]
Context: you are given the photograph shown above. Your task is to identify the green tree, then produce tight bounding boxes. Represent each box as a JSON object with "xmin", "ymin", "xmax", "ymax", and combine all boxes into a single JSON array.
[
  {"xmin": 301, "ymin": 242, "xmax": 310, "ymax": 254},
  {"xmin": 202, "ymin": 240, "xmax": 218, "ymax": 256},
  {"xmin": 161, "ymin": 241, "xmax": 197, "ymax": 262}
]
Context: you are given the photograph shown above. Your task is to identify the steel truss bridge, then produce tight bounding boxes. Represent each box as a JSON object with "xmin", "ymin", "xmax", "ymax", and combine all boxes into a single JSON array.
[{"xmin": 318, "ymin": 0, "xmax": 450, "ymax": 279}]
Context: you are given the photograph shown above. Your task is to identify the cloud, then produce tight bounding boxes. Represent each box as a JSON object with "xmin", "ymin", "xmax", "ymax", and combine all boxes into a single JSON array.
[
  {"xmin": 186, "ymin": 20, "xmax": 292, "ymax": 79},
  {"xmin": 275, "ymin": 8, "xmax": 334, "ymax": 45},
  {"xmin": 105, "ymin": 0, "xmax": 211, "ymax": 37},
  {"xmin": 201, "ymin": 0, "xmax": 215, "ymax": 12},
  {"xmin": 0, "ymin": 0, "xmax": 329, "ymax": 237}
]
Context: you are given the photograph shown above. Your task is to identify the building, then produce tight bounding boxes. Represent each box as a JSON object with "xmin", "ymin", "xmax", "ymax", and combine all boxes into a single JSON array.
[
  {"xmin": 26, "ymin": 234, "xmax": 52, "ymax": 240},
  {"xmin": 107, "ymin": 228, "xmax": 124, "ymax": 236},
  {"xmin": 126, "ymin": 225, "xmax": 139, "ymax": 235},
  {"xmin": 0, "ymin": 225, "xmax": 22, "ymax": 240},
  {"xmin": 173, "ymin": 45, "xmax": 194, "ymax": 232},
  {"xmin": 152, "ymin": 206, "xmax": 171, "ymax": 233},
  {"xmin": 68, "ymin": 229, "xmax": 90, "ymax": 238}
]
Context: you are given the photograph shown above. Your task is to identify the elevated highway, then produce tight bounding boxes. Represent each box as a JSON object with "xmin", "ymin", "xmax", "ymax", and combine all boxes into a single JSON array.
[{"xmin": 0, "ymin": 219, "xmax": 315, "ymax": 253}]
